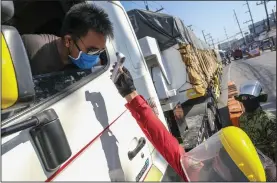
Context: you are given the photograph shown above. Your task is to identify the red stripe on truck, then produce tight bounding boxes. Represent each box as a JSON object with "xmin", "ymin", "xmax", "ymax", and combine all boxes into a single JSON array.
[{"xmin": 45, "ymin": 110, "xmax": 127, "ymax": 182}]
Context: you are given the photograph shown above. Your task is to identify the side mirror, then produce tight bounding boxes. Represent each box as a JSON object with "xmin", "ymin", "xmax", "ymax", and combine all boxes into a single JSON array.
[
  {"xmin": 258, "ymin": 93, "xmax": 268, "ymax": 103},
  {"xmin": 1, "ymin": 26, "xmax": 35, "ymax": 112}
]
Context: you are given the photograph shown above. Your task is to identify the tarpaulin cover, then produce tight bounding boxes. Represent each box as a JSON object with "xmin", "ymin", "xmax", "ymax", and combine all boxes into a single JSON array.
[
  {"xmin": 127, "ymin": 9, "xmax": 210, "ymax": 51},
  {"xmin": 128, "ymin": 9, "xmax": 220, "ymax": 95}
]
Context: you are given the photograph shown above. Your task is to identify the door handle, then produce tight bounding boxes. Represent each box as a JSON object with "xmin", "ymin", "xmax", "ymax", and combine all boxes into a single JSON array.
[{"xmin": 128, "ymin": 137, "xmax": 146, "ymax": 160}]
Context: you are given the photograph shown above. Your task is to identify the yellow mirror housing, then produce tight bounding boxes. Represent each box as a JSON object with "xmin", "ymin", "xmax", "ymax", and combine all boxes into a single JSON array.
[{"xmin": 1, "ymin": 34, "xmax": 19, "ymax": 109}]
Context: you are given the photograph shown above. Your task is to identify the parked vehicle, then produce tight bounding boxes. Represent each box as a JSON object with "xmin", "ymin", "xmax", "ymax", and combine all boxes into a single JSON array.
[
  {"xmin": 246, "ymin": 48, "xmax": 261, "ymax": 58},
  {"xmin": 262, "ymin": 38, "xmax": 273, "ymax": 51},
  {"xmin": 219, "ymin": 50, "xmax": 229, "ymax": 66},
  {"xmin": 232, "ymin": 48, "xmax": 243, "ymax": 60}
]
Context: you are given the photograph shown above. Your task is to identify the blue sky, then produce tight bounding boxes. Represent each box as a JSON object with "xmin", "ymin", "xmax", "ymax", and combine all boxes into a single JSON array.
[{"xmin": 121, "ymin": 1, "xmax": 276, "ymax": 45}]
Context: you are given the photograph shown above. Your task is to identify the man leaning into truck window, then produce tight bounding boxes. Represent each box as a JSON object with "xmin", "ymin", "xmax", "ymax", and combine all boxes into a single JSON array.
[{"xmin": 21, "ymin": 3, "xmax": 114, "ymax": 75}]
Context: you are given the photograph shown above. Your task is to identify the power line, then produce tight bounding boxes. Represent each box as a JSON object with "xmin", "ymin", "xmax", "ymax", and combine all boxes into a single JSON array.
[
  {"xmin": 155, "ymin": 7, "xmax": 164, "ymax": 12},
  {"xmin": 149, "ymin": 1, "xmax": 170, "ymax": 14},
  {"xmin": 188, "ymin": 25, "xmax": 193, "ymax": 31},
  {"xmin": 150, "ymin": 1, "xmax": 162, "ymax": 7},
  {"xmin": 130, "ymin": 1, "xmax": 145, "ymax": 9}
]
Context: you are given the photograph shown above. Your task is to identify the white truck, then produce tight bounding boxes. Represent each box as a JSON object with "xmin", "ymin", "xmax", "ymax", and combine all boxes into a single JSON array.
[
  {"xmin": 1, "ymin": 0, "xmax": 181, "ymax": 181},
  {"xmin": 127, "ymin": 9, "xmax": 223, "ymax": 150},
  {"xmin": 1, "ymin": 0, "xmax": 221, "ymax": 181}
]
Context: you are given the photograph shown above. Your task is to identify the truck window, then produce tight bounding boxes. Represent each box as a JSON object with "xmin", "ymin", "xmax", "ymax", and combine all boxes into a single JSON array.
[{"xmin": 1, "ymin": 1, "xmax": 111, "ymax": 122}]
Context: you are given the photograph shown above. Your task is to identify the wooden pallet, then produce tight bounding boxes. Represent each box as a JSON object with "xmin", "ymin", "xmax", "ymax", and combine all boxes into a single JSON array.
[{"xmin": 227, "ymin": 81, "xmax": 244, "ymax": 127}]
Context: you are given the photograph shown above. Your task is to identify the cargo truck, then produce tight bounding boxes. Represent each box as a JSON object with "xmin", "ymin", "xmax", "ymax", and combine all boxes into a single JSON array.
[{"xmin": 128, "ymin": 9, "xmax": 223, "ymax": 150}]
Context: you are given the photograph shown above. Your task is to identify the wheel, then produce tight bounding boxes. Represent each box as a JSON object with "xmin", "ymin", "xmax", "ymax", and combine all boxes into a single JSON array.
[
  {"xmin": 197, "ymin": 119, "xmax": 210, "ymax": 145},
  {"xmin": 206, "ymin": 107, "xmax": 220, "ymax": 136},
  {"xmin": 208, "ymin": 98, "xmax": 223, "ymax": 130}
]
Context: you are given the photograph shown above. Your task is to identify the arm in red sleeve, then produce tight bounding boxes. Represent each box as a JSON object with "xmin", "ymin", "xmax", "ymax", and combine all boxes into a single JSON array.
[{"xmin": 125, "ymin": 95, "xmax": 188, "ymax": 181}]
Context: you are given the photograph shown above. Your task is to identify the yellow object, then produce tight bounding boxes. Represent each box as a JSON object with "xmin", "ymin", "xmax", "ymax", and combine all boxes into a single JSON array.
[
  {"xmin": 220, "ymin": 126, "xmax": 266, "ymax": 181},
  {"xmin": 1, "ymin": 34, "xmax": 18, "ymax": 109},
  {"xmin": 186, "ymin": 88, "xmax": 204, "ymax": 99},
  {"xmin": 178, "ymin": 43, "xmax": 219, "ymax": 97},
  {"xmin": 144, "ymin": 164, "xmax": 163, "ymax": 181}
]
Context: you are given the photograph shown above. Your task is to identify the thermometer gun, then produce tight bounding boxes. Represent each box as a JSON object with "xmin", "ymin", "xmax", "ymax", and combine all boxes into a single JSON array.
[{"xmin": 111, "ymin": 52, "xmax": 126, "ymax": 83}]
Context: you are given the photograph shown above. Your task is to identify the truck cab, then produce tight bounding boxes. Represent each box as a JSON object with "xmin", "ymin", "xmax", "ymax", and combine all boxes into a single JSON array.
[{"xmin": 1, "ymin": 1, "xmax": 180, "ymax": 181}]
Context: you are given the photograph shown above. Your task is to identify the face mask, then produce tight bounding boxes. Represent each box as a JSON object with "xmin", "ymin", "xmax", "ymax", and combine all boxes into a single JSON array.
[
  {"xmin": 241, "ymin": 98, "xmax": 261, "ymax": 113},
  {"xmin": 69, "ymin": 51, "xmax": 100, "ymax": 69}
]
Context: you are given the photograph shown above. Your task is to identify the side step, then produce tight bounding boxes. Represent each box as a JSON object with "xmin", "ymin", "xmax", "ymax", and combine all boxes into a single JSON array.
[{"xmin": 227, "ymin": 81, "xmax": 244, "ymax": 127}]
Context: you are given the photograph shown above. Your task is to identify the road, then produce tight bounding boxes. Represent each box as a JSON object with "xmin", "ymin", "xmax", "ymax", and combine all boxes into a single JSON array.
[
  {"xmin": 229, "ymin": 50, "xmax": 276, "ymax": 114},
  {"xmin": 217, "ymin": 50, "xmax": 276, "ymax": 127}
]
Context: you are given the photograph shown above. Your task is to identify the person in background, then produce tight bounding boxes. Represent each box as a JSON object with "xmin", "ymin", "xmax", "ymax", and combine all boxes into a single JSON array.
[
  {"xmin": 110, "ymin": 64, "xmax": 269, "ymax": 182},
  {"xmin": 235, "ymin": 80, "xmax": 276, "ymax": 181},
  {"xmin": 235, "ymin": 80, "xmax": 276, "ymax": 162},
  {"xmin": 21, "ymin": 2, "xmax": 113, "ymax": 75}
]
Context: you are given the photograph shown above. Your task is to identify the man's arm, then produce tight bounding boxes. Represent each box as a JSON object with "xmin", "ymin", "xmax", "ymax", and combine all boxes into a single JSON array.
[
  {"xmin": 125, "ymin": 92, "xmax": 187, "ymax": 181},
  {"xmin": 111, "ymin": 66, "xmax": 188, "ymax": 181}
]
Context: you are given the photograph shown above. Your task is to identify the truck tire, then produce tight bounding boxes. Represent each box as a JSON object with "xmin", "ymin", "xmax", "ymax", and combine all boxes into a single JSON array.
[
  {"xmin": 207, "ymin": 107, "xmax": 217, "ymax": 136},
  {"xmin": 206, "ymin": 96, "xmax": 222, "ymax": 131},
  {"xmin": 197, "ymin": 119, "xmax": 209, "ymax": 145},
  {"xmin": 198, "ymin": 106, "xmax": 220, "ymax": 145}
]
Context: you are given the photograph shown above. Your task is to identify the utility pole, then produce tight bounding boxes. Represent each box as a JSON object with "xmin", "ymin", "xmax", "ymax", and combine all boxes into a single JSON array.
[
  {"xmin": 233, "ymin": 9, "xmax": 246, "ymax": 45},
  {"xmin": 224, "ymin": 27, "xmax": 231, "ymax": 50},
  {"xmin": 211, "ymin": 37, "xmax": 215, "ymax": 49},
  {"xmin": 202, "ymin": 30, "xmax": 208, "ymax": 44},
  {"xmin": 217, "ymin": 38, "xmax": 221, "ymax": 49},
  {"xmin": 257, "ymin": 0, "xmax": 271, "ymax": 31},
  {"xmin": 206, "ymin": 35, "xmax": 215, "ymax": 49},
  {"xmin": 273, "ymin": 9, "xmax": 276, "ymax": 23},
  {"xmin": 144, "ymin": 1, "xmax": 149, "ymax": 11},
  {"xmin": 243, "ymin": 1, "xmax": 256, "ymax": 35}
]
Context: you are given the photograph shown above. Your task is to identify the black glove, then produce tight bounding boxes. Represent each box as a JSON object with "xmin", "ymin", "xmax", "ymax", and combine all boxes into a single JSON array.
[{"xmin": 110, "ymin": 64, "xmax": 136, "ymax": 97}]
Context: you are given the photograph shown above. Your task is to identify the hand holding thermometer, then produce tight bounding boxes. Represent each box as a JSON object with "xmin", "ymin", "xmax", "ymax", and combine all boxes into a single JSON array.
[{"xmin": 111, "ymin": 52, "xmax": 126, "ymax": 83}]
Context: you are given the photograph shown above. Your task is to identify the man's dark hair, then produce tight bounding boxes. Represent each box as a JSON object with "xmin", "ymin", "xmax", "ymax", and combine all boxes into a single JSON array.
[{"xmin": 61, "ymin": 2, "xmax": 114, "ymax": 39}]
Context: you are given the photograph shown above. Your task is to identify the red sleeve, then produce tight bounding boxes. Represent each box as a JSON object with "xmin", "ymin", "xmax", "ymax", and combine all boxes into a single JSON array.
[{"xmin": 125, "ymin": 95, "xmax": 188, "ymax": 181}]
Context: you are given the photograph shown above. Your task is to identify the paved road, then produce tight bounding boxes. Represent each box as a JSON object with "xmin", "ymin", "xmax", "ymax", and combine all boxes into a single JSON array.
[{"xmin": 229, "ymin": 50, "xmax": 276, "ymax": 114}]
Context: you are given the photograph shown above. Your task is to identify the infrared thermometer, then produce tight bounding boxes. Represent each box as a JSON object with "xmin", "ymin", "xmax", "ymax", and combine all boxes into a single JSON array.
[{"xmin": 111, "ymin": 52, "xmax": 126, "ymax": 83}]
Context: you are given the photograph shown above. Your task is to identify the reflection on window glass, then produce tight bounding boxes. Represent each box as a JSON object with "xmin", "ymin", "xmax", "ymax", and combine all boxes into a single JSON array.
[
  {"xmin": 1, "ymin": 50, "xmax": 109, "ymax": 122},
  {"xmin": 33, "ymin": 50, "xmax": 109, "ymax": 104}
]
